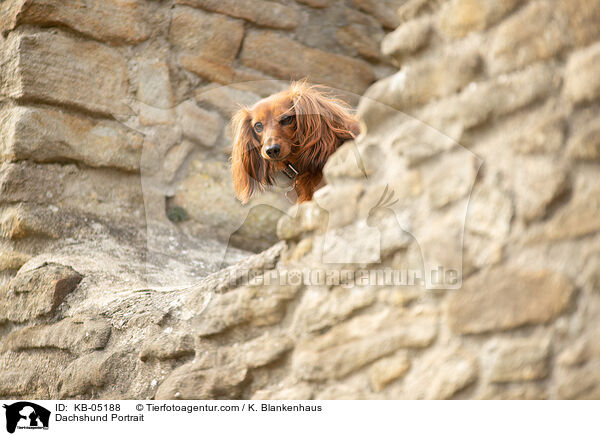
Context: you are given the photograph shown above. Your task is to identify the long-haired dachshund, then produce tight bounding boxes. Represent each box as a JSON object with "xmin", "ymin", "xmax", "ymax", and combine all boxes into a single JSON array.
[{"xmin": 230, "ymin": 81, "xmax": 360, "ymax": 203}]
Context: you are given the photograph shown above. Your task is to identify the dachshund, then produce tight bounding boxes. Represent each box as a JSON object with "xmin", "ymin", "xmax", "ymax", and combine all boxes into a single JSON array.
[{"xmin": 230, "ymin": 81, "xmax": 360, "ymax": 204}]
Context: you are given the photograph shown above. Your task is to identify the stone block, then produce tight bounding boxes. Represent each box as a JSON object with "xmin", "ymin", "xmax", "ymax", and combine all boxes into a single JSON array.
[
  {"xmin": 564, "ymin": 42, "xmax": 600, "ymax": 105},
  {"xmin": 0, "ymin": 250, "xmax": 30, "ymax": 272},
  {"xmin": 0, "ymin": 106, "xmax": 143, "ymax": 172},
  {"xmin": 195, "ymin": 84, "xmax": 260, "ymax": 117},
  {"xmin": 557, "ymin": 362, "xmax": 600, "ymax": 399},
  {"xmin": 293, "ymin": 286, "xmax": 375, "ymax": 334},
  {"xmin": 336, "ymin": 23, "xmax": 384, "ymax": 62},
  {"xmin": 0, "ymin": 0, "xmax": 151, "ymax": 44},
  {"xmin": 353, "ymin": 0, "xmax": 405, "ymax": 29},
  {"xmin": 368, "ymin": 352, "xmax": 411, "ymax": 392},
  {"xmin": 292, "ymin": 310, "xmax": 437, "ymax": 381},
  {"xmin": 139, "ymin": 333, "xmax": 195, "ymax": 361},
  {"xmin": 191, "ymin": 281, "xmax": 301, "ymax": 336},
  {"xmin": 0, "ymin": 263, "xmax": 82, "ymax": 323},
  {"xmin": 0, "ymin": 162, "xmax": 144, "ymax": 219},
  {"xmin": 537, "ymin": 176, "xmax": 600, "ymax": 242},
  {"xmin": 490, "ymin": 338, "xmax": 550, "ymax": 382},
  {"xmin": 446, "ymin": 267, "xmax": 575, "ymax": 334},
  {"xmin": 240, "ymin": 31, "xmax": 374, "ymax": 95},
  {"xmin": 567, "ymin": 116, "xmax": 600, "ymax": 162},
  {"xmin": 2, "ymin": 317, "xmax": 111, "ymax": 354},
  {"xmin": 424, "ymin": 62, "xmax": 559, "ymax": 138},
  {"xmin": 512, "ymin": 157, "xmax": 569, "ymax": 222},
  {"xmin": 170, "ymin": 6, "xmax": 244, "ymax": 75},
  {"xmin": 136, "ymin": 60, "xmax": 173, "ymax": 109},
  {"xmin": 403, "ymin": 349, "xmax": 478, "ymax": 399},
  {"xmin": 364, "ymin": 45, "xmax": 480, "ymax": 111},
  {"xmin": 176, "ymin": 100, "xmax": 222, "ymax": 147},
  {"xmin": 176, "ymin": 0, "xmax": 298, "ymax": 30},
  {"xmin": 490, "ymin": 0, "xmax": 600, "ymax": 73},
  {"xmin": 438, "ymin": 0, "xmax": 521, "ymax": 38},
  {"xmin": 381, "ymin": 16, "xmax": 431, "ymax": 58},
  {"xmin": 0, "ymin": 31, "xmax": 130, "ymax": 116},
  {"xmin": 155, "ymin": 362, "xmax": 247, "ymax": 400},
  {"xmin": 510, "ymin": 109, "xmax": 567, "ymax": 155},
  {"xmin": 296, "ymin": 0, "xmax": 335, "ymax": 7}
]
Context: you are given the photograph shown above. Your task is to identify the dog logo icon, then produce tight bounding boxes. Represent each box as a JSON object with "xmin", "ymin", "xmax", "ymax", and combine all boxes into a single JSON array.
[{"xmin": 2, "ymin": 402, "xmax": 50, "ymax": 433}]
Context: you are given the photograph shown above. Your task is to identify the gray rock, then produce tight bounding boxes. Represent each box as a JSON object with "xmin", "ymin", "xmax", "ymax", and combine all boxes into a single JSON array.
[
  {"xmin": 3, "ymin": 317, "xmax": 111, "ymax": 354},
  {"xmin": 0, "ymin": 263, "xmax": 82, "ymax": 323}
]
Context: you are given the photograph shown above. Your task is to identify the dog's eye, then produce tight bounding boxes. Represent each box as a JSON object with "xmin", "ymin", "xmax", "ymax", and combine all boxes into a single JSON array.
[
  {"xmin": 280, "ymin": 115, "xmax": 294, "ymax": 126},
  {"xmin": 254, "ymin": 122, "xmax": 263, "ymax": 133}
]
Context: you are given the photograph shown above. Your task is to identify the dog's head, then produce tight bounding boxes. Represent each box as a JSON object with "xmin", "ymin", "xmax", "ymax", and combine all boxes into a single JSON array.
[{"xmin": 230, "ymin": 81, "xmax": 359, "ymax": 203}]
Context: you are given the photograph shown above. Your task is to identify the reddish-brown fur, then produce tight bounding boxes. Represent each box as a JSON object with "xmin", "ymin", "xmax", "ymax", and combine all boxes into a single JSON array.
[{"xmin": 231, "ymin": 81, "xmax": 360, "ymax": 203}]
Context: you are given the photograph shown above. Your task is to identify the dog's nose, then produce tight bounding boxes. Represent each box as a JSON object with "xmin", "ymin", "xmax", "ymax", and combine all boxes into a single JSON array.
[{"xmin": 265, "ymin": 144, "xmax": 281, "ymax": 158}]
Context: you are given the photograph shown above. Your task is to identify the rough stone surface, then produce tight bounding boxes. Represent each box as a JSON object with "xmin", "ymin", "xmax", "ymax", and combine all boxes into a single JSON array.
[
  {"xmin": 557, "ymin": 363, "xmax": 600, "ymax": 400},
  {"xmin": 537, "ymin": 177, "xmax": 600, "ymax": 242},
  {"xmin": 176, "ymin": 0, "xmax": 298, "ymax": 30},
  {"xmin": 0, "ymin": 263, "xmax": 82, "ymax": 323},
  {"xmin": 427, "ymin": 353, "xmax": 478, "ymax": 399},
  {"xmin": 0, "ymin": 251, "xmax": 31, "ymax": 272},
  {"xmin": 567, "ymin": 116, "xmax": 600, "ymax": 162},
  {"xmin": 381, "ymin": 16, "xmax": 431, "ymax": 58},
  {"xmin": 176, "ymin": 101, "xmax": 222, "ymax": 147},
  {"xmin": 1, "ymin": 0, "xmax": 598, "ymax": 401},
  {"xmin": 352, "ymin": 0, "xmax": 405, "ymax": 30},
  {"xmin": 0, "ymin": 106, "xmax": 143, "ymax": 172},
  {"xmin": 0, "ymin": 31, "xmax": 130, "ymax": 116},
  {"xmin": 170, "ymin": 6, "xmax": 244, "ymax": 81},
  {"xmin": 191, "ymin": 281, "xmax": 301, "ymax": 336},
  {"xmin": 510, "ymin": 108, "xmax": 567, "ymax": 155},
  {"xmin": 171, "ymin": 157, "xmax": 287, "ymax": 251},
  {"xmin": 0, "ymin": 0, "xmax": 151, "ymax": 44},
  {"xmin": 368, "ymin": 352, "xmax": 411, "ymax": 392},
  {"xmin": 335, "ymin": 9, "xmax": 384, "ymax": 62},
  {"xmin": 294, "ymin": 286, "xmax": 375, "ymax": 334},
  {"xmin": 0, "ymin": 161, "xmax": 144, "ymax": 220},
  {"xmin": 512, "ymin": 158, "xmax": 569, "ymax": 222},
  {"xmin": 489, "ymin": 0, "xmax": 600, "ymax": 73},
  {"xmin": 402, "ymin": 349, "xmax": 478, "ymax": 399},
  {"xmin": 293, "ymin": 311, "xmax": 437, "ymax": 381},
  {"xmin": 564, "ymin": 42, "xmax": 600, "ymax": 105},
  {"xmin": 490, "ymin": 338, "xmax": 550, "ymax": 383},
  {"xmin": 446, "ymin": 268, "xmax": 575, "ymax": 334},
  {"xmin": 136, "ymin": 60, "xmax": 173, "ymax": 110},
  {"xmin": 3, "ymin": 317, "xmax": 111, "ymax": 354},
  {"xmin": 240, "ymin": 31, "xmax": 375, "ymax": 95},
  {"xmin": 195, "ymin": 85, "xmax": 260, "ymax": 117},
  {"xmin": 364, "ymin": 45, "xmax": 481, "ymax": 110},
  {"xmin": 138, "ymin": 333, "xmax": 195, "ymax": 362},
  {"xmin": 438, "ymin": 0, "xmax": 521, "ymax": 38},
  {"xmin": 423, "ymin": 62, "xmax": 559, "ymax": 138}
]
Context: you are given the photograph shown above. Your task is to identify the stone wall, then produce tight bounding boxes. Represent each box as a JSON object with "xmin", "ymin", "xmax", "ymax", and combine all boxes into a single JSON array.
[
  {"xmin": 1, "ymin": 0, "xmax": 600, "ymax": 400},
  {"xmin": 0, "ymin": 0, "xmax": 397, "ymax": 285}
]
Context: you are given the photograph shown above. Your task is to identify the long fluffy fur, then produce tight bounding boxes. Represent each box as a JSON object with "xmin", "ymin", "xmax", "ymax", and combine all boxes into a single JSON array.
[
  {"xmin": 230, "ymin": 108, "xmax": 273, "ymax": 203},
  {"xmin": 290, "ymin": 82, "xmax": 359, "ymax": 174},
  {"xmin": 231, "ymin": 81, "xmax": 359, "ymax": 203}
]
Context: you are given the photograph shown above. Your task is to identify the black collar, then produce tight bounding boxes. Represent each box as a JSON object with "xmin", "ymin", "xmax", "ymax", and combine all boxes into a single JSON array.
[{"xmin": 282, "ymin": 163, "xmax": 299, "ymax": 180}]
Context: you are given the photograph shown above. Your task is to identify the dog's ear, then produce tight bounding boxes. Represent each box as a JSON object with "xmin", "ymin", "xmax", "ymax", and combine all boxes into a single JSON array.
[
  {"xmin": 291, "ymin": 82, "xmax": 359, "ymax": 173},
  {"xmin": 230, "ymin": 108, "xmax": 272, "ymax": 204}
]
